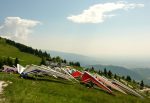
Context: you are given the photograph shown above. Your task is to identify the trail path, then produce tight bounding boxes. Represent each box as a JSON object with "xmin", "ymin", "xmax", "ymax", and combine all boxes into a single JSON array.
[
  {"xmin": 0, "ymin": 81, "xmax": 7, "ymax": 102},
  {"xmin": 0, "ymin": 81, "xmax": 5, "ymax": 94}
]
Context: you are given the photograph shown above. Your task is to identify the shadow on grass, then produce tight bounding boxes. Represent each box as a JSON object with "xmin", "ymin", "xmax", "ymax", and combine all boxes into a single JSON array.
[
  {"xmin": 80, "ymin": 82, "xmax": 115, "ymax": 96},
  {"xmin": 94, "ymin": 86, "xmax": 115, "ymax": 96}
]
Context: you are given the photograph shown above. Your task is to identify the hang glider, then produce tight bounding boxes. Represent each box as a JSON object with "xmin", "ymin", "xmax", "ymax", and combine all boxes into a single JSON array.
[
  {"xmin": 112, "ymin": 79, "xmax": 143, "ymax": 98},
  {"xmin": 2, "ymin": 65, "xmax": 17, "ymax": 73},
  {"xmin": 60, "ymin": 67, "xmax": 78, "ymax": 81},
  {"xmin": 95, "ymin": 74, "xmax": 126, "ymax": 94},
  {"xmin": 17, "ymin": 64, "xmax": 76, "ymax": 81},
  {"xmin": 81, "ymin": 71, "xmax": 113, "ymax": 94}
]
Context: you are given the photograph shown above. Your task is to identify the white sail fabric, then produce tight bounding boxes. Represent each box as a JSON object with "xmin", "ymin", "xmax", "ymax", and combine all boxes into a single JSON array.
[
  {"xmin": 112, "ymin": 79, "xmax": 143, "ymax": 98},
  {"xmin": 95, "ymin": 74, "xmax": 126, "ymax": 94},
  {"xmin": 19, "ymin": 64, "xmax": 76, "ymax": 81},
  {"xmin": 17, "ymin": 64, "xmax": 26, "ymax": 74}
]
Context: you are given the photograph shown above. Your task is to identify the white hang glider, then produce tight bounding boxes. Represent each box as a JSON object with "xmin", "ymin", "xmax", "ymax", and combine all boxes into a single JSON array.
[
  {"xmin": 112, "ymin": 79, "xmax": 143, "ymax": 98},
  {"xmin": 95, "ymin": 74, "xmax": 126, "ymax": 94},
  {"xmin": 52, "ymin": 67, "xmax": 78, "ymax": 82},
  {"xmin": 17, "ymin": 64, "xmax": 77, "ymax": 81}
]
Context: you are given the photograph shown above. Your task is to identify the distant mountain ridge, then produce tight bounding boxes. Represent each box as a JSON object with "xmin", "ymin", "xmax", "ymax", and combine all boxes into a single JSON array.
[
  {"xmin": 47, "ymin": 50, "xmax": 101, "ymax": 66},
  {"xmin": 47, "ymin": 50, "xmax": 150, "ymax": 85},
  {"xmin": 86, "ymin": 64, "xmax": 143, "ymax": 81},
  {"xmin": 132, "ymin": 68, "xmax": 150, "ymax": 85}
]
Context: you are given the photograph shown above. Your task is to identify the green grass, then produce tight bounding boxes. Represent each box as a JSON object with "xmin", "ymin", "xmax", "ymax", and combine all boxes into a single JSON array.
[
  {"xmin": 0, "ymin": 39, "xmax": 41, "ymax": 66},
  {"xmin": 0, "ymin": 73, "xmax": 150, "ymax": 103}
]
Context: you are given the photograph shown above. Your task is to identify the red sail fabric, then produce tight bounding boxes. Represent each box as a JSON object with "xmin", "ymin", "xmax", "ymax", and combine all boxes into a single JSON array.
[
  {"xmin": 71, "ymin": 71, "xmax": 82, "ymax": 78},
  {"xmin": 81, "ymin": 72, "xmax": 112, "ymax": 94}
]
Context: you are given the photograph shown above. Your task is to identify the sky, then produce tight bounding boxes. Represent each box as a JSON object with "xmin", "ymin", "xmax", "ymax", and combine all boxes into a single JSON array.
[{"xmin": 0, "ymin": 0, "xmax": 150, "ymax": 68}]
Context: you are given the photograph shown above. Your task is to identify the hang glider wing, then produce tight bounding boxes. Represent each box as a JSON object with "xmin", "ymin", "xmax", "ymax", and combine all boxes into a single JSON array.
[
  {"xmin": 112, "ymin": 79, "xmax": 143, "ymax": 98},
  {"xmin": 81, "ymin": 71, "xmax": 112, "ymax": 94},
  {"xmin": 60, "ymin": 67, "xmax": 78, "ymax": 81},
  {"xmin": 95, "ymin": 74, "xmax": 126, "ymax": 94},
  {"xmin": 17, "ymin": 64, "xmax": 26, "ymax": 74},
  {"xmin": 71, "ymin": 70, "xmax": 82, "ymax": 78}
]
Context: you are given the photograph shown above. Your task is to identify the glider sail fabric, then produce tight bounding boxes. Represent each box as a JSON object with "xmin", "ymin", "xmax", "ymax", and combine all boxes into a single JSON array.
[
  {"xmin": 17, "ymin": 64, "xmax": 26, "ymax": 74},
  {"xmin": 81, "ymin": 72, "xmax": 112, "ymax": 94},
  {"xmin": 95, "ymin": 74, "xmax": 126, "ymax": 94},
  {"xmin": 71, "ymin": 71, "xmax": 82, "ymax": 78},
  {"xmin": 17, "ymin": 64, "xmax": 77, "ymax": 81},
  {"xmin": 112, "ymin": 79, "xmax": 143, "ymax": 98}
]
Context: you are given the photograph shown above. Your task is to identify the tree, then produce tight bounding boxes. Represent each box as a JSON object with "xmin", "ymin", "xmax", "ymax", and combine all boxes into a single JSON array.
[
  {"xmin": 126, "ymin": 75, "xmax": 131, "ymax": 82},
  {"xmin": 122, "ymin": 76, "xmax": 125, "ymax": 80},
  {"xmin": 118, "ymin": 77, "xmax": 121, "ymax": 81},
  {"xmin": 104, "ymin": 68, "xmax": 107, "ymax": 76},
  {"xmin": 140, "ymin": 80, "xmax": 144, "ymax": 89},
  {"xmin": 38, "ymin": 50, "xmax": 43, "ymax": 57},
  {"xmin": 133, "ymin": 80, "xmax": 136, "ymax": 84},
  {"xmin": 114, "ymin": 74, "xmax": 117, "ymax": 79},
  {"xmin": 108, "ymin": 70, "xmax": 112, "ymax": 78},
  {"xmin": 0, "ymin": 59, "xmax": 3, "ymax": 69},
  {"xmin": 69, "ymin": 61, "xmax": 72, "ymax": 65},
  {"xmin": 7, "ymin": 57, "xmax": 13, "ymax": 66},
  {"xmin": 55, "ymin": 56, "xmax": 62, "ymax": 63},
  {"xmin": 85, "ymin": 68, "xmax": 89, "ymax": 71},
  {"xmin": 75, "ymin": 62, "xmax": 80, "ymax": 67},
  {"xmin": 3, "ymin": 58, "xmax": 7, "ymax": 65},
  {"xmin": 63, "ymin": 59, "xmax": 67, "ymax": 63},
  {"xmin": 40, "ymin": 57, "xmax": 46, "ymax": 65},
  {"xmin": 14, "ymin": 58, "xmax": 19, "ymax": 66},
  {"xmin": 90, "ymin": 67, "xmax": 95, "ymax": 72},
  {"xmin": 98, "ymin": 70, "xmax": 101, "ymax": 75}
]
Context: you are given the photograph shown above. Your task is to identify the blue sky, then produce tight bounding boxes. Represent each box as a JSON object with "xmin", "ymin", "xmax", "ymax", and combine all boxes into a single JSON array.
[{"xmin": 0, "ymin": 0, "xmax": 150, "ymax": 67}]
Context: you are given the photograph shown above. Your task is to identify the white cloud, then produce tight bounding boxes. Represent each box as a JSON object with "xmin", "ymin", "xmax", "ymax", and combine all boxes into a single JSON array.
[
  {"xmin": 0, "ymin": 17, "xmax": 41, "ymax": 43},
  {"xmin": 67, "ymin": 1, "xmax": 144, "ymax": 23}
]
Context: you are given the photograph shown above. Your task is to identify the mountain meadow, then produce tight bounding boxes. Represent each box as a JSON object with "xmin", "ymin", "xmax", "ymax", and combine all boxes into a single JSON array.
[{"xmin": 0, "ymin": 37, "xmax": 149, "ymax": 103}]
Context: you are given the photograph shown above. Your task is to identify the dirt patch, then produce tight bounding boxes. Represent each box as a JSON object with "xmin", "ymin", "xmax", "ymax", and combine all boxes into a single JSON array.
[
  {"xmin": 0, "ymin": 81, "xmax": 6, "ymax": 94},
  {"xmin": 0, "ymin": 81, "xmax": 12, "ymax": 102}
]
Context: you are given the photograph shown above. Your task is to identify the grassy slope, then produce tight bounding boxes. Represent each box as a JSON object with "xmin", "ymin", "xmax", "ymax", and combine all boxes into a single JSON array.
[
  {"xmin": 0, "ymin": 73, "xmax": 149, "ymax": 103},
  {"xmin": 0, "ymin": 39, "xmax": 41, "ymax": 65}
]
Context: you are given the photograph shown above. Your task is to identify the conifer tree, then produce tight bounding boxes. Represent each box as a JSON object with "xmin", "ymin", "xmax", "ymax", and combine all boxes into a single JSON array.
[
  {"xmin": 114, "ymin": 74, "xmax": 117, "ymax": 79},
  {"xmin": 126, "ymin": 75, "xmax": 131, "ymax": 82},
  {"xmin": 15, "ymin": 58, "xmax": 19, "ymax": 66},
  {"xmin": 140, "ymin": 80, "xmax": 144, "ymax": 89},
  {"xmin": 108, "ymin": 70, "xmax": 112, "ymax": 78},
  {"xmin": 0, "ymin": 59, "xmax": 3, "ymax": 69},
  {"xmin": 104, "ymin": 68, "xmax": 107, "ymax": 76},
  {"xmin": 40, "ymin": 57, "xmax": 46, "ymax": 65}
]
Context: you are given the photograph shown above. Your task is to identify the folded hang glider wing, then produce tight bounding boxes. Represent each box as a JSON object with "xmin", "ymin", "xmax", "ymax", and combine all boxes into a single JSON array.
[
  {"xmin": 17, "ymin": 64, "xmax": 26, "ymax": 74},
  {"xmin": 60, "ymin": 67, "xmax": 78, "ymax": 81},
  {"xmin": 112, "ymin": 79, "xmax": 143, "ymax": 98},
  {"xmin": 51, "ymin": 66, "xmax": 78, "ymax": 82},
  {"xmin": 95, "ymin": 74, "xmax": 126, "ymax": 94},
  {"xmin": 81, "ymin": 71, "xmax": 112, "ymax": 94},
  {"xmin": 23, "ymin": 65, "xmax": 74, "ymax": 81},
  {"xmin": 2, "ymin": 65, "xmax": 17, "ymax": 73},
  {"xmin": 18, "ymin": 64, "xmax": 78, "ymax": 82}
]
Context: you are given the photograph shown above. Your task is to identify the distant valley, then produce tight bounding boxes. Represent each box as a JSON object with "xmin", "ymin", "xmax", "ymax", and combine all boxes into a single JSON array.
[{"xmin": 48, "ymin": 50, "xmax": 150, "ymax": 85}]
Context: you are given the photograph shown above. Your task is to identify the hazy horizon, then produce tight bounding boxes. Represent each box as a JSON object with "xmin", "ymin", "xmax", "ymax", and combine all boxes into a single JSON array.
[{"xmin": 0, "ymin": 0, "xmax": 150, "ymax": 68}]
